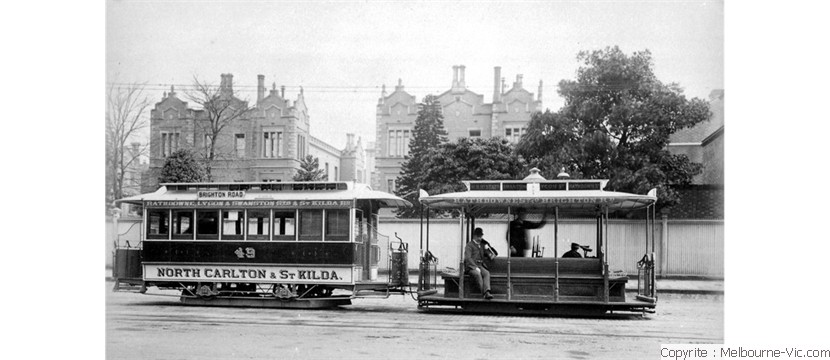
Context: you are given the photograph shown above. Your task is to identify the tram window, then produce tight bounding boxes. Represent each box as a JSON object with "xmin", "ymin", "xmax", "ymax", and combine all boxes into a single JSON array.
[
  {"xmin": 147, "ymin": 209, "xmax": 169, "ymax": 239},
  {"xmin": 221, "ymin": 210, "xmax": 244, "ymax": 240},
  {"xmin": 298, "ymin": 209, "xmax": 323, "ymax": 240},
  {"xmin": 325, "ymin": 209, "xmax": 349, "ymax": 241},
  {"xmin": 273, "ymin": 211, "xmax": 296, "ymax": 240},
  {"xmin": 172, "ymin": 210, "xmax": 194, "ymax": 240},
  {"xmin": 247, "ymin": 210, "xmax": 270, "ymax": 240},
  {"xmin": 196, "ymin": 210, "xmax": 219, "ymax": 240}
]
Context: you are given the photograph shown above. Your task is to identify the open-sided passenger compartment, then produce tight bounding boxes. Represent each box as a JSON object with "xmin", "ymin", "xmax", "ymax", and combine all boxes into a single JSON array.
[{"xmin": 442, "ymin": 257, "xmax": 627, "ymax": 302}]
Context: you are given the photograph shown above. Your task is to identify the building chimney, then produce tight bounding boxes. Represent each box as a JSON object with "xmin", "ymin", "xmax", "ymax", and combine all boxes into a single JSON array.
[
  {"xmin": 538, "ymin": 79, "xmax": 543, "ymax": 102},
  {"xmin": 501, "ymin": 77, "xmax": 506, "ymax": 95},
  {"xmin": 281, "ymin": 85, "xmax": 285, "ymax": 98},
  {"xmin": 459, "ymin": 65, "xmax": 466, "ymax": 88},
  {"xmin": 493, "ymin": 66, "xmax": 502, "ymax": 103},
  {"xmin": 347, "ymin": 133, "xmax": 355, "ymax": 149},
  {"xmin": 257, "ymin": 75, "xmax": 265, "ymax": 104},
  {"xmin": 452, "ymin": 65, "xmax": 459, "ymax": 87},
  {"xmin": 395, "ymin": 78, "xmax": 404, "ymax": 91},
  {"xmin": 514, "ymin": 74, "xmax": 523, "ymax": 90},
  {"xmin": 220, "ymin": 73, "xmax": 234, "ymax": 97}
]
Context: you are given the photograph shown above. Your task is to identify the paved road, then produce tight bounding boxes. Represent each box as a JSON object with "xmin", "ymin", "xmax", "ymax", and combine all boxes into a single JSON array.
[{"xmin": 106, "ymin": 282, "xmax": 722, "ymax": 359}]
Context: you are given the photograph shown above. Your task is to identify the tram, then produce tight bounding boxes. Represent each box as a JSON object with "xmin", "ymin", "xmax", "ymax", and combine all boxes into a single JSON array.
[
  {"xmin": 416, "ymin": 168, "xmax": 659, "ymax": 316},
  {"xmin": 111, "ymin": 181, "xmax": 411, "ymax": 308}
]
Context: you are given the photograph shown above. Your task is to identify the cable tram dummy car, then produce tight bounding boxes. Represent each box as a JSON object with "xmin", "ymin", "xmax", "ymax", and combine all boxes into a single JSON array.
[
  {"xmin": 111, "ymin": 181, "xmax": 411, "ymax": 308},
  {"xmin": 416, "ymin": 169, "xmax": 659, "ymax": 316}
]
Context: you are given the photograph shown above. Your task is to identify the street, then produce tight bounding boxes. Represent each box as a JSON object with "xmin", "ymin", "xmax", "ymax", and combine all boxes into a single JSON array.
[{"xmin": 106, "ymin": 282, "xmax": 723, "ymax": 359}]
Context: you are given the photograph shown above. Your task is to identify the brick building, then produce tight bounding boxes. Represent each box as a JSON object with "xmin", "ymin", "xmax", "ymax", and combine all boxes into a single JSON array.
[
  {"xmin": 372, "ymin": 65, "xmax": 542, "ymax": 192},
  {"xmin": 666, "ymin": 89, "xmax": 724, "ymax": 219},
  {"xmin": 143, "ymin": 73, "xmax": 366, "ymax": 192}
]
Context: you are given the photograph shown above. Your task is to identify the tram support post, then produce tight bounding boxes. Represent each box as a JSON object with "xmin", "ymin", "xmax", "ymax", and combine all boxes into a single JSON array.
[
  {"xmin": 506, "ymin": 206, "xmax": 512, "ymax": 301},
  {"xmin": 554, "ymin": 206, "xmax": 559, "ymax": 302},
  {"xmin": 603, "ymin": 206, "xmax": 610, "ymax": 303}
]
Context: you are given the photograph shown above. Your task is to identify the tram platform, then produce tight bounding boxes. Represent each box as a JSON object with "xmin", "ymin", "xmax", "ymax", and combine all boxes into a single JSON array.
[
  {"xmin": 105, "ymin": 269, "xmax": 724, "ymax": 295},
  {"xmin": 406, "ymin": 273, "xmax": 724, "ymax": 295}
]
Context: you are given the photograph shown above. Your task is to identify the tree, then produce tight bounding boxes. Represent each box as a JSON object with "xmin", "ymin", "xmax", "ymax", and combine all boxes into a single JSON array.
[
  {"xmin": 395, "ymin": 94, "xmax": 448, "ymax": 216},
  {"xmin": 421, "ymin": 137, "xmax": 526, "ymax": 196},
  {"xmin": 186, "ymin": 75, "xmax": 252, "ymax": 180},
  {"xmin": 106, "ymin": 81, "xmax": 150, "ymax": 208},
  {"xmin": 293, "ymin": 155, "xmax": 326, "ymax": 181},
  {"xmin": 516, "ymin": 46, "xmax": 711, "ymax": 207},
  {"xmin": 159, "ymin": 149, "xmax": 207, "ymax": 184}
]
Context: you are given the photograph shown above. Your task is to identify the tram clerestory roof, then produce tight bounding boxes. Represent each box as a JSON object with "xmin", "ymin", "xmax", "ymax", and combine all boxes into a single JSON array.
[{"xmin": 115, "ymin": 181, "xmax": 412, "ymax": 208}]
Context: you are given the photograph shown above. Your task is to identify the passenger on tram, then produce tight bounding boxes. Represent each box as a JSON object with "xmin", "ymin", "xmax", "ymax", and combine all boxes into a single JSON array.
[
  {"xmin": 507, "ymin": 209, "xmax": 548, "ymax": 257},
  {"xmin": 464, "ymin": 228, "xmax": 494, "ymax": 300},
  {"xmin": 562, "ymin": 243, "xmax": 583, "ymax": 258}
]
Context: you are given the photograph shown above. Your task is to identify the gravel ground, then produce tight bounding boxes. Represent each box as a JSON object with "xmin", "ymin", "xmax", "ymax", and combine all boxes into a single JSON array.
[{"xmin": 106, "ymin": 281, "xmax": 722, "ymax": 359}]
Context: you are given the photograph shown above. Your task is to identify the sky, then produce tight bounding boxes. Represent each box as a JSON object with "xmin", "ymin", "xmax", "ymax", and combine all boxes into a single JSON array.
[{"xmin": 106, "ymin": 0, "xmax": 723, "ymax": 150}]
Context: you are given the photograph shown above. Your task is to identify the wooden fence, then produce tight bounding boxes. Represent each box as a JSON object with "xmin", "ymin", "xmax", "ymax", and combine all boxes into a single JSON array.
[{"xmin": 106, "ymin": 216, "xmax": 724, "ymax": 278}]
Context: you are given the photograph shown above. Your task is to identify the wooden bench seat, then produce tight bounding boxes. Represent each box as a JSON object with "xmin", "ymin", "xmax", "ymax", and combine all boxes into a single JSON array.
[{"xmin": 441, "ymin": 257, "xmax": 627, "ymax": 302}]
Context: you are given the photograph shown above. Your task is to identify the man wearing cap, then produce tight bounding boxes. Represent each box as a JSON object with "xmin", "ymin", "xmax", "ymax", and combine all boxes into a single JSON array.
[
  {"xmin": 562, "ymin": 243, "xmax": 583, "ymax": 258},
  {"xmin": 464, "ymin": 227, "xmax": 495, "ymax": 299}
]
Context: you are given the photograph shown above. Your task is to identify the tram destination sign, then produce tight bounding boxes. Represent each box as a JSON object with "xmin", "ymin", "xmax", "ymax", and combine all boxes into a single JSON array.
[
  {"xmin": 197, "ymin": 190, "xmax": 246, "ymax": 199},
  {"xmin": 449, "ymin": 197, "xmax": 618, "ymax": 205},
  {"xmin": 144, "ymin": 264, "xmax": 354, "ymax": 284},
  {"xmin": 144, "ymin": 200, "xmax": 353, "ymax": 208}
]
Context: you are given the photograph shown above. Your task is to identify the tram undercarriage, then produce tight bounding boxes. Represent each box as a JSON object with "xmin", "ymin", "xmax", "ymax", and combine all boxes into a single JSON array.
[
  {"xmin": 131, "ymin": 281, "xmax": 412, "ymax": 309},
  {"xmin": 417, "ymin": 296, "xmax": 656, "ymax": 317}
]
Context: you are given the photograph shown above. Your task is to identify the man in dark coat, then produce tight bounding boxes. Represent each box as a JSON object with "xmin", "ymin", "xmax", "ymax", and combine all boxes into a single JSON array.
[
  {"xmin": 562, "ymin": 243, "xmax": 583, "ymax": 258},
  {"xmin": 464, "ymin": 227, "xmax": 495, "ymax": 299},
  {"xmin": 507, "ymin": 210, "xmax": 547, "ymax": 257}
]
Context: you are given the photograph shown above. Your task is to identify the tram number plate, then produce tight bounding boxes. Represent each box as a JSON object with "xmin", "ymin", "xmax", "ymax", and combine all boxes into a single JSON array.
[{"xmin": 234, "ymin": 247, "xmax": 256, "ymax": 259}]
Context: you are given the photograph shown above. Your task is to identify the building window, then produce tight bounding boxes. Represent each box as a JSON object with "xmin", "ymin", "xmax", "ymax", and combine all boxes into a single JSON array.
[
  {"xmin": 325, "ymin": 209, "xmax": 349, "ymax": 241},
  {"xmin": 203, "ymin": 134, "xmax": 213, "ymax": 155},
  {"xmin": 222, "ymin": 210, "xmax": 244, "ymax": 240},
  {"xmin": 387, "ymin": 179, "xmax": 395, "ymax": 193},
  {"xmin": 469, "ymin": 129, "xmax": 481, "ymax": 137},
  {"xmin": 325, "ymin": 162, "xmax": 330, "ymax": 180},
  {"xmin": 505, "ymin": 127, "xmax": 526, "ymax": 143},
  {"xmin": 334, "ymin": 166, "xmax": 338, "ymax": 181},
  {"xmin": 234, "ymin": 134, "xmax": 245, "ymax": 158},
  {"xmin": 388, "ymin": 129, "xmax": 410, "ymax": 157},
  {"xmin": 273, "ymin": 211, "xmax": 296, "ymax": 240},
  {"xmin": 247, "ymin": 209, "xmax": 270, "ymax": 240},
  {"xmin": 297, "ymin": 135, "xmax": 307, "ymax": 159},
  {"xmin": 161, "ymin": 132, "xmax": 180, "ymax": 157},
  {"xmin": 263, "ymin": 131, "xmax": 283, "ymax": 158}
]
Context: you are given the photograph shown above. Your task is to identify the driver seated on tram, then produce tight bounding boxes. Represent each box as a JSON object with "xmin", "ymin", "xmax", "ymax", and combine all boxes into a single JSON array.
[
  {"xmin": 464, "ymin": 228, "xmax": 495, "ymax": 300},
  {"xmin": 562, "ymin": 243, "xmax": 583, "ymax": 258}
]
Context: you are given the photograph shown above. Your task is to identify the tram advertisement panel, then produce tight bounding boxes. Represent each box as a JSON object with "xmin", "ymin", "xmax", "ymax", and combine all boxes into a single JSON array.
[
  {"xmin": 144, "ymin": 264, "xmax": 354, "ymax": 284},
  {"xmin": 144, "ymin": 200, "xmax": 352, "ymax": 209}
]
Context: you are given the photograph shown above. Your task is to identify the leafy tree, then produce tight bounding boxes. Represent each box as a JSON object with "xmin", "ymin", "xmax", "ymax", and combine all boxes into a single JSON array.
[
  {"xmin": 186, "ymin": 76, "xmax": 252, "ymax": 180},
  {"xmin": 421, "ymin": 137, "xmax": 526, "ymax": 196},
  {"xmin": 395, "ymin": 94, "xmax": 448, "ymax": 216},
  {"xmin": 159, "ymin": 149, "xmax": 206, "ymax": 184},
  {"xmin": 106, "ymin": 81, "xmax": 150, "ymax": 207},
  {"xmin": 517, "ymin": 46, "xmax": 711, "ymax": 207},
  {"xmin": 293, "ymin": 155, "xmax": 326, "ymax": 181}
]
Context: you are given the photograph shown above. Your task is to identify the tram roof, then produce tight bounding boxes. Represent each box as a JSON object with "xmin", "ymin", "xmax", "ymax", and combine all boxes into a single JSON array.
[
  {"xmin": 116, "ymin": 181, "xmax": 411, "ymax": 208},
  {"xmin": 419, "ymin": 179, "xmax": 656, "ymax": 213}
]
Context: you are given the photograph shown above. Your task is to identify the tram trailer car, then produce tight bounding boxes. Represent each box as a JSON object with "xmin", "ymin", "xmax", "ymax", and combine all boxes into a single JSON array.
[
  {"xmin": 416, "ymin": 169, "xmax": 659, "ymax": 317},
  {"xmin": 112, "ymin": 181, "xmax": 412, "ymax": 308}
]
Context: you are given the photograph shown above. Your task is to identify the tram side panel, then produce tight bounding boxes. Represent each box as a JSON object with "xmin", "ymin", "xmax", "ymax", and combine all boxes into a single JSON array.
[{"xmin": 141, "ymin": 241, "xmax": 359, "ymax": 289}]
